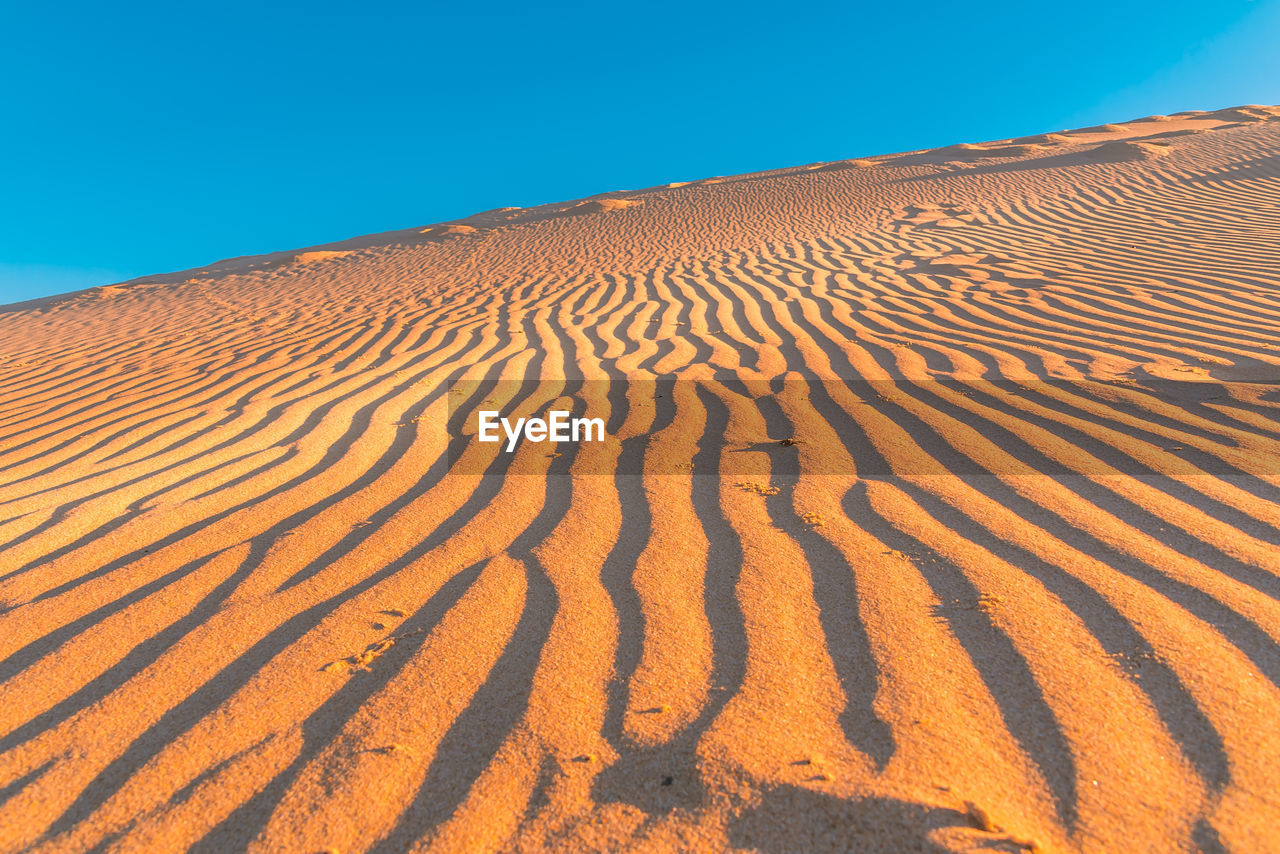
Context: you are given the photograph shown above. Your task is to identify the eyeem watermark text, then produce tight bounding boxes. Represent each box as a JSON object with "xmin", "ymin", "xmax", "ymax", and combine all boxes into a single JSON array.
[{"xmin": 478, "ymin": 410, "xmax": 606, "ymax": 453}]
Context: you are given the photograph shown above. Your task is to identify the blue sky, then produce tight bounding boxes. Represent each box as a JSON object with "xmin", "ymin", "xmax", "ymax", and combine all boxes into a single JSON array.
[{"xmin": 2, "ymin": 1, "xmax": 1278, "ymax": 305}]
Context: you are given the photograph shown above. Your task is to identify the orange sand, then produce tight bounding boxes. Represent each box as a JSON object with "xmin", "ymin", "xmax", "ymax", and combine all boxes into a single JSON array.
[{"xmin": 2, "ymin": 105, "xmax": 1280, "ymax": 852}]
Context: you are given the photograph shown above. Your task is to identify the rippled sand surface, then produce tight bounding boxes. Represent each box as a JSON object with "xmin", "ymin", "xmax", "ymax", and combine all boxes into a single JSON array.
[{"xmin": 2, "ymin": 106, "xmax": 1280, "ymax": 852}]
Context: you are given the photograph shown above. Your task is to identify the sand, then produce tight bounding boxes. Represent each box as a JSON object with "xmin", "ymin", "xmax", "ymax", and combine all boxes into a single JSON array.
[{"xmin": 2, "ymin": 106, "xmax": 1280, "ymax": 852}]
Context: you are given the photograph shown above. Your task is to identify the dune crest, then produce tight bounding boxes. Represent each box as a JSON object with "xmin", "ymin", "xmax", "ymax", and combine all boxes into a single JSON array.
[{"xmin": 420, "ymin": 224, "xmax": 478, "ymax": 238}]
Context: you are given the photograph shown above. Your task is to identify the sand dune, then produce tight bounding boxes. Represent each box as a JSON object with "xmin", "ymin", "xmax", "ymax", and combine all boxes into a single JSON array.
[{"xmin": 2, "ymin": 107, "xmax": 1280, "ymax": 852}]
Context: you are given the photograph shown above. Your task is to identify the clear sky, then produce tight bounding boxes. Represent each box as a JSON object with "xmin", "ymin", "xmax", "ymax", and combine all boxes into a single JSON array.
[{"xmin": 2, "ymin": 0, "xmax": 1278, "ymax": 305}]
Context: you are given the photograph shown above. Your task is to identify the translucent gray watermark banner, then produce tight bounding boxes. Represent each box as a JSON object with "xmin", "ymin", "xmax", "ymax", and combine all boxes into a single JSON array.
[{"xmin": 442, "ymin": 377, "xmax": 1280, "ymax": 476}]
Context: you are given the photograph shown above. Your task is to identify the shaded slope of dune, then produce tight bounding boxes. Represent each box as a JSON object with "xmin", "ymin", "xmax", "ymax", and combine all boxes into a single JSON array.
[{"xmin": 2, "ymin": 107, "xmax": 1280, "ymax": 852}]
